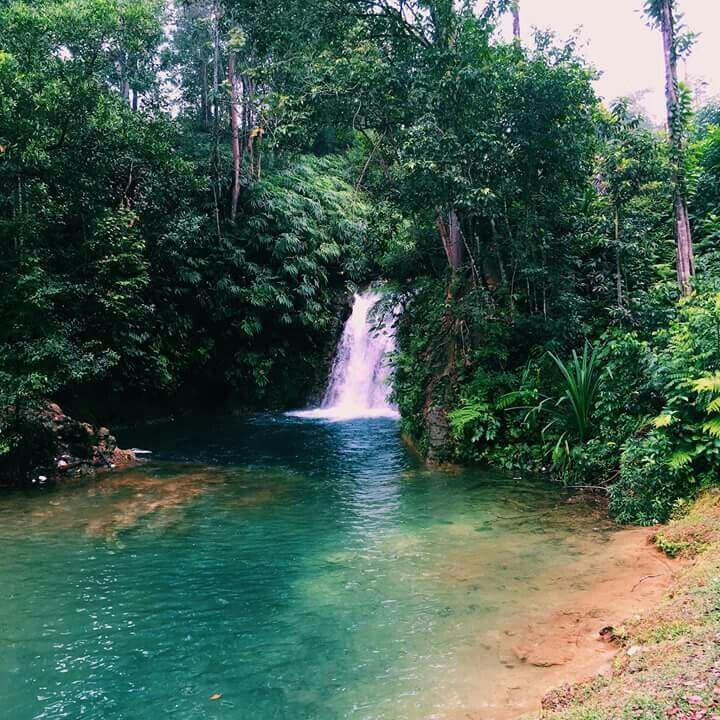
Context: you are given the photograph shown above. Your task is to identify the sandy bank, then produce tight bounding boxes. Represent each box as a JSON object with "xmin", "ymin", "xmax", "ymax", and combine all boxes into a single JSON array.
[{"xmin": 453, "ymin": 523, "xmax": 683, "ymax": 719}]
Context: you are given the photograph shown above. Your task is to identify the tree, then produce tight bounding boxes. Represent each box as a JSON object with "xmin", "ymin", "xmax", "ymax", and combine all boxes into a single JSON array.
[
  {"xmin": 511, "ymin": 0, "xmax": 520, "ymax": 42},
  {"xmin": 644, "ymin": 0, "xmax": 695, "ymax": 294},
  {"xmin": 597, "ymin": 100, "xmax": 667, "ymax": 310},
  {"xmin": 227, "ymin": 28, "xmax": 243, "ymax": 220}
]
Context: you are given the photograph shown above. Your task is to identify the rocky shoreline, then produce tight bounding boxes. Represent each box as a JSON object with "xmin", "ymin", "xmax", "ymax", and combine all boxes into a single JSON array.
[{"xmin": 0, "ymin": 402, "xmax": 140, "ymax": 487}]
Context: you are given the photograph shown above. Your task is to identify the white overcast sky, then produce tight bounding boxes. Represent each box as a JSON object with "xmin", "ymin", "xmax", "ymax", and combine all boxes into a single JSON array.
[{"xmin": 499, "ymin": 0, "xmax": 720, "ymax": 121}]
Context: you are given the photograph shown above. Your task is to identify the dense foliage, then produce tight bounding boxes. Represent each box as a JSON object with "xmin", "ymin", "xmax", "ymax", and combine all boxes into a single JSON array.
[{"xmin": 1, "ymin": 0, "xmax": 719, "ymax": 521}]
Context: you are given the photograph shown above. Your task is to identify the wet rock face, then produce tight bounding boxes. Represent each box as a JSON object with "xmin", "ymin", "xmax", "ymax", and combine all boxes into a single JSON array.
[
  {"xmin": 0, "ymin": 402, "xmax": 137, "ymax": 487},
  {"xmin": 424, "ymin": 405, "xmax": 452, "ymax": 464}
]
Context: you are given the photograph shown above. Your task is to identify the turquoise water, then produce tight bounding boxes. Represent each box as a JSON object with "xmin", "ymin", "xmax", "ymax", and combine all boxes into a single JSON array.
[{"xmin": 0, "ymin": 415, "xmax": 612, "ymax": 720}]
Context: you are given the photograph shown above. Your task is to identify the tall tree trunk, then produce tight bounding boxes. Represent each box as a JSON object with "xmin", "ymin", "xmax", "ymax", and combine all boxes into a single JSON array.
[
  {"xmin": 118, "ymin": 52, "xmax": 131, "ymax": 104},
  {"xmin": 212, "ymin": 0, "xmax": 220, "ymax": 124},
  {"xmin": 436, "ymin": 208, "xmax": 463, "ymax": 274},
  {"xmin": 228, "ymin": 51, "xmax": 241, "ymax": 222},
  {"xmin": 424, "ymin": 207, "xmax": 464, "ymax": 460},
  {"xmin": 659, "ymin": 0, "xmax": 695, "ymax": 294},
  {"xmin": 511, "ymin": 0, "xmax": 521, "ymax": 42},
  {"xmin": 201, "ymin": 58, "xmax": 209, "ymax": 127},
  {"xmin": 247, "ymin": 132, "xmax": 255, "ymax": 180},
  {"xmin": 246, "ymin": 75, "xmax": 253, "ymax": 178},
  {"xmin": 490, "ymin": 217, "xmax": 507, "ymax": 285},
  {"xmin": 614, "ymin": 208, "xmax": 624, "ymax": 307},
  {"xmin": 210, "ymin": 0, "xmax": 222, "ymax": 239}
]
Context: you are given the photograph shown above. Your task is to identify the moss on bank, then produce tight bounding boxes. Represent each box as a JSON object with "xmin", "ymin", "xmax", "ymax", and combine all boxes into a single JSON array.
[{"xmin": 539, "ymin": 489, "xmax": 720, "ymax": 720}]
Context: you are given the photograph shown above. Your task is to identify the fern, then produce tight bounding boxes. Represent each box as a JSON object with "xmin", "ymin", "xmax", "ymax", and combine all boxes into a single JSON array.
[
  {"xmin": 668, "ymin": 449, "xmax": 695, "ymax": 470},
  {"xmin": 707, "ymin": 396, "xmax": 720, "ymax": 414},
  {"xmin": 691, "ymin": 373, "xmax": 720, "ymax": 393},
  {"xmin": 448, "ymin": 399, "xmax": 500, "ymax": 445},
  {"xmin": 496, "ymin": 388, "xmax": 535, "ymax": 410},
  {"xmin": 702, "ymin": 418, "xmax": 720, "ymax": 438},
  {"xmin": 652, "ymin": 412, "xmax": 676, "ymax": 428}
]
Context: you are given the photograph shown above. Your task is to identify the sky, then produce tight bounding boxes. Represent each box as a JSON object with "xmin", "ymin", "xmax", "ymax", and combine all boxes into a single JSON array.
[{"xmin": 500, "ymin": 0, "xmax": 720, "ymax": 121}]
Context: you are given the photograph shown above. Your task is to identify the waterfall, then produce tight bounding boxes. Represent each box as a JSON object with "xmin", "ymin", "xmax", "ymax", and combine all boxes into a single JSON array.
[{"xmin": 289, "ymin": 289, "xmax": 399, "ymax": 421}]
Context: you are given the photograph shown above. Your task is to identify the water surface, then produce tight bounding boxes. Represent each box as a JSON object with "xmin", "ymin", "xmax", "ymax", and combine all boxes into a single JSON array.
[{"xmin": 0, "ymin": 414, "xmax": 614, "ymax": 720}]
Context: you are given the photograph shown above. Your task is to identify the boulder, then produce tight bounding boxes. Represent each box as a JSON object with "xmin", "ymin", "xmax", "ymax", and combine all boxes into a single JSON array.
[{"xmin": 0, "ymin": 402, "xmax": 138, "ymax": 486}]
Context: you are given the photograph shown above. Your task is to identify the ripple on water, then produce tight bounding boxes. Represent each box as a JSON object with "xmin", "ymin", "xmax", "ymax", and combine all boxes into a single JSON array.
[{"xmin": 0, "ymin": 414, "xmax": 643, "ymax": 720}]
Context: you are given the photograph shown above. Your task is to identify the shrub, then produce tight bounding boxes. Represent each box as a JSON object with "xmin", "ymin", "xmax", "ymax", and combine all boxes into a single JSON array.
[
  {"xmin": 448, "ymin": 399, "xmax": 502, "ymax": 461},
  {"xmin": 609, "ymin": 432, "xmax": 694, "ymax": 525},
  {"xmin": 607, "ymin": 286, "xmax": 720, "ymax": 523}
]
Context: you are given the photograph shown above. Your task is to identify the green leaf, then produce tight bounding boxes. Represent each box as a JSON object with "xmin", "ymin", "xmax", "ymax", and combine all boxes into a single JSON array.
[
  {"xmin": 692, "ymin": 373, "xmax": 720, "ymax": 394},
  {"xmin": 702, "ymin": 418, "xmax": 720, "ymax": 438},
  {"xmin": 652, "ymin": 413, "xmax": 675, "ymax": 428},
  {"xmin": 668, "ymin": 450, "xmax": 694, "ymax": 470}
]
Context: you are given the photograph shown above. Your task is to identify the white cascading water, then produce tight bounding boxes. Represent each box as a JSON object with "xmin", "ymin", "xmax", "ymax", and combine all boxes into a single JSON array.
[{"xmin": 289, "ymin": 289, "xmax": 399, "ymax": 421}]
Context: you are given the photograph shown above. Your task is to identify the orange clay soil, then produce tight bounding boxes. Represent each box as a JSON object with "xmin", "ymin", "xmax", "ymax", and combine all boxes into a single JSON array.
[{"xmin": 451, "ymin": 524, "xmax": 683, "ymax": 720}]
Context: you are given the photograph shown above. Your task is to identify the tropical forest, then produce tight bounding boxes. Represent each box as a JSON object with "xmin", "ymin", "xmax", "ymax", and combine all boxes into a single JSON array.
[{"xmin": 2, "ymin": 0, "xmax": 720, "ymax": 718}]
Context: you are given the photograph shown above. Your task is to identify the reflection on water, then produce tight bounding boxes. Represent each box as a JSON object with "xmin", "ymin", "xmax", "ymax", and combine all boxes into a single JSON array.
[{"xmin": 0, "ymin": 414, "xmax": 615, "ymax": 720}]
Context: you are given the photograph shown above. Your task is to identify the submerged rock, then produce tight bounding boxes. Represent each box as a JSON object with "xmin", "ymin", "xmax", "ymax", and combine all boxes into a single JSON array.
[{"xmin": 513, "ymin": 642, "xmax": 574, "ymax": 667}]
